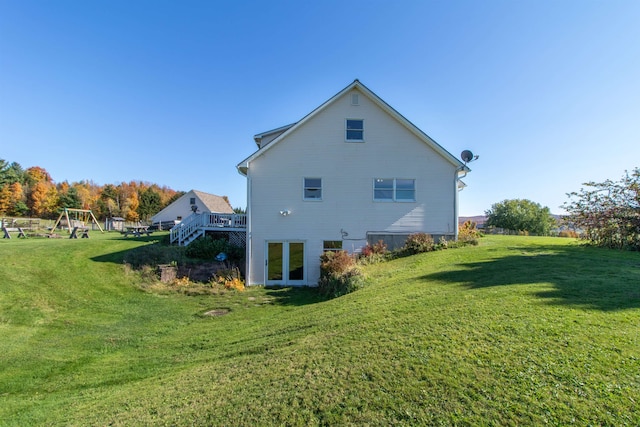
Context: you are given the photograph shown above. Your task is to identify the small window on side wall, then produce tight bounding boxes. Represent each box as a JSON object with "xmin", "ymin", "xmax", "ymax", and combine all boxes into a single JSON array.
[
  {"xmin": 346, "ymin": 119, "xmax": 364, "ymax": 142},
  {"xmin": 323, "ymin": 240, "xmax": 342, "ymax": 252},
  {"xmin": 304, "ymin": 178, "xmax": 322, "ymax": 201}
]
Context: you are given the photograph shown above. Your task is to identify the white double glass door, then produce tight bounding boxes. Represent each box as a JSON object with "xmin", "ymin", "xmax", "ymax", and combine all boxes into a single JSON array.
[{"xmin": 266, "ymin": 241, "xmax": 305, "ymax": 285}]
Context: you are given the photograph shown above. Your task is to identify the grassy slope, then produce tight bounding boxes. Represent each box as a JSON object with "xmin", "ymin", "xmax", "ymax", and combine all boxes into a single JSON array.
[{"xmin": 0, "ymin": 234, "xmax": 638, "ymax": 425}]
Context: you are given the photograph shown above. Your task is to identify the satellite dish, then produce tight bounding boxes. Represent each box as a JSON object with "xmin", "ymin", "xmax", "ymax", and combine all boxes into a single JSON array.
[{"xmin": 461, "ymin": 150, "xmax": 474, "ymax": 163}]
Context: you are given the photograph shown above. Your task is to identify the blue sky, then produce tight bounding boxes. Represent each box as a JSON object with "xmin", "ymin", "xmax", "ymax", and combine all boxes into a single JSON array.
[{"xmin": 1, "ymin": 0, "xmax": 638, "ymax": 215}]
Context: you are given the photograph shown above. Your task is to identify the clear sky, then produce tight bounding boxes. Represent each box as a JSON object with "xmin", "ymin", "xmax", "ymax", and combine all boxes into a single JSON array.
[{"xmin": 1, "ymin": 0, "xmax": 638, "ymax": 215}]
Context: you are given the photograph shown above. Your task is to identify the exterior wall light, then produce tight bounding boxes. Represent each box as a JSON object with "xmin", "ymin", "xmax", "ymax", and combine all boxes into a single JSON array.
[{"xmin": 279, "ymin": 210, "xmax": 291, "ymax": 216}]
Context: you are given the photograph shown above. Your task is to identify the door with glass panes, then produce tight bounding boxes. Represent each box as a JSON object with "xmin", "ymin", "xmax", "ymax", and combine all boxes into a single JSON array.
[{"xmin": 265, "ymin": 241, "xmax": 305, "ymax": 285}]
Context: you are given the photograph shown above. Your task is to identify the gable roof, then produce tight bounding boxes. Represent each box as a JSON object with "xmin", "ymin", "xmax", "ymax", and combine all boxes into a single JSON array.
[
  {"xmin": 151, "ymin": 189, "xmax": 233, "ymax": 222},
  {"xmin": 237, "ymin": 79, "xmax": 467, "ymax": 176},
  {"xmin": 253, "ymin": 123, "xmax": 296, "ymax": 149},
  {"xmin": 190, "ymin": 190, "xmax": 234, "ymax": 213}
]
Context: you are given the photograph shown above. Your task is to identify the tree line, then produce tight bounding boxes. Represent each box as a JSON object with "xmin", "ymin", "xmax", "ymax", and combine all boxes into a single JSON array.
[
  {"xmin": 483, "ymin": 168, "xmax": 639, "ymax": 250},
  {"xmin": 0, "ymin": 159, "xmax": 188, "ymax": 221}
]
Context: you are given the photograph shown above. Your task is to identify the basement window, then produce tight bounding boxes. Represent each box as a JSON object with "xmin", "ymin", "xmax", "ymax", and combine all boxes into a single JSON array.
[{"xmin": 323, "ymin": 240, "xmax": 343, "ymax": 252}]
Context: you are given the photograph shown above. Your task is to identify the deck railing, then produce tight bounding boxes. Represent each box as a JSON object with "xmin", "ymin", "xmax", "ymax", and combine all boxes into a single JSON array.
[{"xmin": 170, "ymin": 213, "xmax": 246, "ymax": 245}]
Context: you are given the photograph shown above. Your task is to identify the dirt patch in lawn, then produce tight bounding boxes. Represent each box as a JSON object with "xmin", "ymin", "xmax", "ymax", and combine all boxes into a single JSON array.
[{"xmin": 203, "ymin": 308, "xmax": 230, "ymax": 317}]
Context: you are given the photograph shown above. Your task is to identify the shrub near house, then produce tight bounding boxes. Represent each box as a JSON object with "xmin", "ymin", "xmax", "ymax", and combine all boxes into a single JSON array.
[
  {"xmin": 320, "ymin": 225, "xmax": 482, "ymax": 299},
  {"xmin": 318, "ymin": 251, "xmax": 365, "ymax": 298}
]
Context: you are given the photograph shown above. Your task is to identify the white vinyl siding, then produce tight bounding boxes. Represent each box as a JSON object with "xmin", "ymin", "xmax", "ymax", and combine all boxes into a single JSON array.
[{"xmin": 245, "ymin": 87, "xmax": 458, "ymax": 286}]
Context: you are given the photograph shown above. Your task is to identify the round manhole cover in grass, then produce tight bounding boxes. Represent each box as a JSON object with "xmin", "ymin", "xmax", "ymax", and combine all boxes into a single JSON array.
[{"xmin": 203, "ymin": 308, "xmax": 230, "ymax": 317}]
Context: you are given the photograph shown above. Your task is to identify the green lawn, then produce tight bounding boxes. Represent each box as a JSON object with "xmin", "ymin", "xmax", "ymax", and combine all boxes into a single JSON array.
[{"xmin": 0, "ymin": 233, "xmax": 638, "ymax": 425}]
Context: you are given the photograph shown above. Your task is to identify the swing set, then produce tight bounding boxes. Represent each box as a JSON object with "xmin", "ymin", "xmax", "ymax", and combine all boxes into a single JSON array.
[{"xmin": 50, "ymin": 208, "xmax": 104, "ymax": 237}]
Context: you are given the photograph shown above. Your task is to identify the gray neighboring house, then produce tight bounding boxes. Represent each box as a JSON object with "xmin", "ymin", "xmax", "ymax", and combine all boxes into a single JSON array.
[{"xmin": 151, "ymin": 189, "xmax": 233, "ymax": 227}]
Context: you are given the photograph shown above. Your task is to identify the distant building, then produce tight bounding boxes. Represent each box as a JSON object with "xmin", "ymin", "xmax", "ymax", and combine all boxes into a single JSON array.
[
  {"xmin": 151, "ymin": 190, "xmax": 233, "ymax": 227},
  {"xmin": 106, "ymin": 217, "xmax": 125, "ymax": 231}
]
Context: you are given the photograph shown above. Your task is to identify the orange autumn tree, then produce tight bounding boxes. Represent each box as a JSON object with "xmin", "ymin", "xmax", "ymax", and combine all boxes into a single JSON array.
[
  {"xmin": 25, "ymin": 166, "xmax": 52, "ymax": 186},
  {"xmin": 8, "ymin": 182, "xmax": 27, "ymax": 216},
  {"xmin": 28, "ymin": 181, "xmax": 52, "ymax": 217},
  {"xmin": 0, "ymin": 185, "xmax": 11, "ymax": 214},
  {"xmin": 1, "ymin": 159, "xmax": 189, "ymax": 220},
  {"xmin": 124, "ymin": 191, "xmax": 140, "ymax": 222}
]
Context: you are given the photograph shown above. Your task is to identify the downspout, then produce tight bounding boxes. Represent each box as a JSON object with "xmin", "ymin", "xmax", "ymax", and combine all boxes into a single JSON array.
[
  {"xmin": 245, "ymin": 162, "xmax": 252, "ymax": 286},
  {"xmin": 454, "ymin": 165, "xmax": 468, "ymax": 241}
]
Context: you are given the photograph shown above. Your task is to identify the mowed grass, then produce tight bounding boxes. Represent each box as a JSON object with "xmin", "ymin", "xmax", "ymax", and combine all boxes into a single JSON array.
[{"xmin": 0, "ymin": 233, "xmax": 638, "ymax": 425}]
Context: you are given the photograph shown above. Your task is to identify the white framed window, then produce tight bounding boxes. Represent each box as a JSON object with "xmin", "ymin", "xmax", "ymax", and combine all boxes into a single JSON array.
[
  {"xmin": 323, "ymin": 240, "xmax": 343, "ymax": 252},
  {"xmin": 374, "ymin": 178, "xmax": 394, "ymax": 201},
  {"xmin": 351, "ymin": 93, "xmax": 359, "ymax": 106},
  {"xmin": 374, "ymin": 178, "xmax": 415, "ymax": 202},
  {"xmin": 346, "ymin": 119, "xmax": 364, "ymax": 142},
  {"xmin": 395, "ymin": 179, "xmax": 416, "ymax": 201},
  {"xmin": 303, "ymin": 178, "xmax": 322, "ymax": 201}
]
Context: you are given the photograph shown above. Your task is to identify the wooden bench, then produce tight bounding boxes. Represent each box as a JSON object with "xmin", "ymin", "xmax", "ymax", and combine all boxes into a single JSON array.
[
  {"xmin": 2, "ymin": 227, "xmax": 26, "ymax": 239},
  {"xmin": 69, "ymin": 226, "xmax": 90, "ymax": 239}
]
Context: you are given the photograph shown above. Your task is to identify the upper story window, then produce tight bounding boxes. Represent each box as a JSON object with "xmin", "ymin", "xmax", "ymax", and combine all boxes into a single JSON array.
[
  {"xmin": 304, "ymin": 178, "xmax": 322, "ymax": 201},
  {"xmin": 374, "ymin": 178, "xmax": 416, "ymax": 202},
  {"xmin": 190, "ymin": 197, "xmax": 196, "ymax": 205},
  {"xmin": 346, "ymin": 119, "xmax": 364, "ymax": 142}
]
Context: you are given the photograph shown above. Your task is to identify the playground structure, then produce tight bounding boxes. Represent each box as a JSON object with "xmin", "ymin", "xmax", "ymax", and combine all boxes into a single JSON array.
[{"xmin": 50, "ymin": 208, "xmax": 104, "ymax": 236}]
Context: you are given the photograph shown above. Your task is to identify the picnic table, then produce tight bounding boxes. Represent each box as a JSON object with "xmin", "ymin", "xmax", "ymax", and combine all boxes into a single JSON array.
[
  {"xmin": 2, "ymin": 227, "xmax": 26, "ymax": 239},
  {"xmin": 122, "ymin": 225, "xmax": 153, "ymax": 237}
]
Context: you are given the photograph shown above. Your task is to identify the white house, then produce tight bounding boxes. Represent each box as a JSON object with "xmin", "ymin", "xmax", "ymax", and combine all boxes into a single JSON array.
[
  {"xmin": 151, "ymin": 189, "xmax": 233, "ymax": 226},
  {"xmin": 237, "ymin": 80, "xmax": 470, "ymax": 286}
]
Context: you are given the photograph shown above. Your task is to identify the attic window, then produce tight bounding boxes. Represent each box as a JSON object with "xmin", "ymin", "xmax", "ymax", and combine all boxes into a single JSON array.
[
  {"xmin": 346, "ymin": 119, "xmax": 364, "ymax": 142},
  {"xmin": 190, "ymin": 197, "xmax": 196, "ymax": 205},
  {"xmin": 351, "ymin": 93, "xmax": 359, "ymax": 105}
]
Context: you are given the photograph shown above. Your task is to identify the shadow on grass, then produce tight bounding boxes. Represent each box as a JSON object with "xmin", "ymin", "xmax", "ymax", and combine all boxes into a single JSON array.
[
  {"xmin": 422, "ymin": 244, "xmax": 640, "ymax": 311},
  {"xmin": 91, "ymin": 235, "xmax": 185, "ymax": 265},
  {"xmin": 263, "ymin": 286, "xmax": 324, "ymax": 306}
]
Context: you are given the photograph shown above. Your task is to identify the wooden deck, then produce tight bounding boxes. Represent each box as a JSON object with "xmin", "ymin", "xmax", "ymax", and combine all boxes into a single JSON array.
[{"xmin": 170, "ymin": 213, "xmax": 246, "ymax": 246}]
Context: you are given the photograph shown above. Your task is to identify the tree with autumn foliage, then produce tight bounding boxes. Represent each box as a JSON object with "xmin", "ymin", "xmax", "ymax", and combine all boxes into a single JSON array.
[
  {"xmin": 0, "ymin": 158, "xmax": 207, "ymax": 220},
  {"xmin": 123, "ymin": 191, "xmax": 140, "ymax": 222},
  {"xmin": 7, "ymin": 182, "xmax": 28, "ymax": 216}
]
